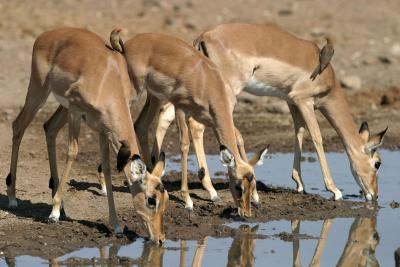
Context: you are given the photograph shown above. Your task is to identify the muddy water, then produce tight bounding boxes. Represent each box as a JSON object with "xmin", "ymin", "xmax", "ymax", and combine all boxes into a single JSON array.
[{"xmin": 5, "ymin": 151, "xmax": 399, "ymax": 266}]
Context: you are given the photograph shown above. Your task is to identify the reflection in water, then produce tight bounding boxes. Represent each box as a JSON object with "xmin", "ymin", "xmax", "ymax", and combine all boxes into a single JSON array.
[
  {"xmin": 292, "ymin": 217, "xmax": 379, "ymax": 267},
  {"xmin": 227, "ymin": 225, "xmax": 258, "ymax": 267},
  {"xmin": 2, "ymin": 217, "xmax": 383, "ymax": 267}
]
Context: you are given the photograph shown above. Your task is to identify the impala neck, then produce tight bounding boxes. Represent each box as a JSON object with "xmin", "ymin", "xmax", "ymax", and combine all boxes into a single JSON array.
[{"xmin": 321, "ymin": 84, "xmax": 363, "ymax": 158}]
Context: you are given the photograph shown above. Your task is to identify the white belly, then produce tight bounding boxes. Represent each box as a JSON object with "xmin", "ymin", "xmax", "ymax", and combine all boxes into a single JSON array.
[
  {"xmin": 53, "ymin": 93, "xmax": 70, "ymax": 108},
  {"xmin": 244, "ymin": 78, "xmax": 288, "ymax": 100}
]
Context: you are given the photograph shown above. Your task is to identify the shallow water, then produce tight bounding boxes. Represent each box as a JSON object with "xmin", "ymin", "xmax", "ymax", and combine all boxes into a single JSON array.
[{"xmin": 4, "ymin": 150, "xmax": 400, "ymax": 266}]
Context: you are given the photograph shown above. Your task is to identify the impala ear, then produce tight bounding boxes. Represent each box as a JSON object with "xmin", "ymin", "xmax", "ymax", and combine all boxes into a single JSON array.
[
  {"xmin": 130, "ymin": 155, "xmax": 147, "ymax": 182},
  {"xmin": 220, "ymin": 145, "xmax": 235, "ymax": 168},
  {"xmin": 365, "ymin": 127, "xmax": 388, "ymax": 153},
  {"xmin": 248, "ymin": 145, "xmax": 269, "ymax": 167},
  {"xmin": 359, "ymin": 122, "xmax": 370, "ymax": 143},
  {"xmin": 117, "ymin": 140, "xmax": 131, "ymax": 172},
  {"xmin": 152, "ymin": 151, "xmax": 166, "ymax": 177}
]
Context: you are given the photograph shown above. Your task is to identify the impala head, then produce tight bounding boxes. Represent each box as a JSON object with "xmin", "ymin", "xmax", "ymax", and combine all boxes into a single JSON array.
[
  {"xmin": 352, "ymin": 122, "xmax": 388, "ymax": 201},
  {"xmin": 117, "ymin": 143, "xmax": 168, "ymax": 244},
  {"xmin": 220, "ymin": 145, "xmax": 269, "ymax": 218}
]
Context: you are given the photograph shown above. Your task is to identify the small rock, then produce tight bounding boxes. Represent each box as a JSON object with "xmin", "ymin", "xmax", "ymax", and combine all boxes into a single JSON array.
[
  {"xmin": 380, "ymin": 95, "xmax": 391, "ymax": 105},
  {"xmin": 311, "ymin": 27, "xmax": 326, "ymax": 37},
  {"xmin": 278, "ymin": 8, "xmax": 293, "ymax": 16},
  {"xmin": 163, "ymin": 17, "xmax": 173, "ymax": 26},
  {"xmin": 265, "ymin": 102, "xmax": 290, "ymax": 114},
  {"xmin": 184, "ymin": 22, "xmax": 196, "ymax": 30},
  {"xmin": 390, "ymin": 201, "xmax": 400, "ymax": 209},
  {"xmin": 377, "ymin": 56, "xmax": 392, "ymax": 64},
  {"xmin": 390, "ymin": 43, "xmax": 400, "ymax": 56},
  {"xmin": 340, "ymin": 75, "xmax": 362, "ymax": 90}
]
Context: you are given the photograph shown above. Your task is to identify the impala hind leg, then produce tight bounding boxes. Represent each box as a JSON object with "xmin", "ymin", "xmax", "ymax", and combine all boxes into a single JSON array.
[
  {"xmin": 48, "ymin": 113, "xmax": 81, "ymax": 223},
  {"xmin": 296, "ymin": 102, "xmax": 342, "ymax": 200},
  {"xmin": 234, "ymin": 127, "xmax": 260, "ymax": 206},
  {"xmin": 43, "ymin": 105, "xmax": 68, "ymax": 216},
  {"xmin": 150, "ymin": 102, "xmax": 175, "ymax": 166},
  {"xmin": 176, "ymin": 109, "xmax": 193, "ymax": 210},
  {"xmin": 288, "ymin": 103, "xmax": 306, "ymax": 193},
  {"xmin": 99, "ymin": 133, "xmax": 123, "ymax": 235},
  {"xmin": 188, "ymin": 117, "xmax": 220, "ymax": 202},
  {"xmin": 7, "ymin": 75, "xmax": 50, "ymax": 209}
]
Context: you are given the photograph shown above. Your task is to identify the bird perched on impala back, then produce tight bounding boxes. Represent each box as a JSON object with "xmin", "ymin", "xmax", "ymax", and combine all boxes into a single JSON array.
[
  {"xmin": 310, "ymin": 37, "xmax": 334, "ymax": 81},
  {"xmin": 109, "ymin": 28, "xmax": 125, "ymax": 53}
]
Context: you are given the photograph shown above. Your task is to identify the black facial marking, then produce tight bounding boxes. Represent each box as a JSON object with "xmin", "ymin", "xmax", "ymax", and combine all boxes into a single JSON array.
[
  {"xmin": 6, "ymin": 173, "xmax": 11, "ymax": 186},
  {"xmin": 200, "ymin": 41, "xmax": 209, "ymax": 58},
  {"xmin": 235, "ymin": 184, "xmax": 243, "ymax": 197},
  {"xmin": 147, "ymin": 196, "xmax": 156, "ymax": 207},
  {"xmin": 359, "ymin": 121, "xmax": 369, "ymax": 134},
  {"xmin": 117, "ymin": 140, "xmax": 131, "ymax": 172},
  {"xmin": 198, "ymin": 167, "xmax": 205, "ymax": 181},
  {"xmin": 131, "ymin": 154, "xmax": 141, "ymax": 161},
  {"xmin": 220, "ymin": 144, "xmax": 228, "ymax": 151},
  {"xmin": 49, "ymin": 176, "xmax": 54, "ymax": 189},
  {"xmin": 97, "ymin": 164, "xmax": 102, "ymax": 173},
  {"xmin": 151, "ymin": 155, "xmax": 156, "ymax": 166},
  {"xmin": 156, "ymin": 183, "xmax": 165, "ymax": 193},
  {"xmin": 245, "ymin": 173, "xmax": 254, "ymax": 182},
  {"xmin": 375, "ymin": 162, "xmax": 381, "ymax": 170}
]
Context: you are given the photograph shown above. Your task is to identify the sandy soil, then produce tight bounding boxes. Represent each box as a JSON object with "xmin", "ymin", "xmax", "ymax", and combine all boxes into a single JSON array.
[{"xmin": 0, "ymin": 0, "xmax": 398, "ymax": 260}]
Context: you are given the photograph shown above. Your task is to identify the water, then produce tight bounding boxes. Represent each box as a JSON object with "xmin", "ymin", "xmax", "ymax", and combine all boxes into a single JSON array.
[{"xmin": 2, "ymin": 150, "xmax": 399, "ymax": 266}]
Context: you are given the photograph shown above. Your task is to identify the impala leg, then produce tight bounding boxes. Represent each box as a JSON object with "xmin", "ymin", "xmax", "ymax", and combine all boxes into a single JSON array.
[
  {"xmin": 96, "ymin": 164, "xmax": 107, "ymax": 196},
  {"xmin": 234, "ymin": 127, "xmax": 260, "ymax": 206},
  {"xmin": 291, "ymin": 220, "xmax": 301, "ymax": 267},
  {"xmin": 135, "ymin": 94, "xmax": 162, "ymax": 169},
  {"xmin": 288, "ymin": 103, "xmax": 306, "ymax": 193},
  {"xmin": 188, "ymin": 117, "xmax": 220, "ymax": 202},
  {"xmin": 7, "ymin": 77, "xmax": 50, "ymax": 209},
  {"xmin": 309, "ymin": 219, "xmax": 333, "ymax": 267},
  {"xmin": 48, "ymin": 113, "xmax": 80, "ymax": 223},
  {"xmin": 43, "ymin": 105, "xmax": 68, "ymax": 196},
  {"xmin": 180, "ymin": 240, "xmax": 187, "ymax": 267},
  {"xmin": 150, "ymin": 102, "xmax": 175, "ymax": 165},
  {"xmin": 192, "ymin": 237, "xmax": 208, "ymax": 267},
  {"xmin": 99, "ymin": 133, "xmax": 123, "ymax": 235},
  {"xmin": 175, "ymin": 109, "xmax": 193, "ymax": 210},
  {"xmin": 296, "ymin": 102, "xmax": 342, "ymax": 200}
]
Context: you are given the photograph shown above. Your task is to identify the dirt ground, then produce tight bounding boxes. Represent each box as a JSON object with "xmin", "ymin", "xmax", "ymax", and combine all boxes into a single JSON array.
[{"xmin": 0, "ymin": 0, "xmax": 398, "ymax": 260}]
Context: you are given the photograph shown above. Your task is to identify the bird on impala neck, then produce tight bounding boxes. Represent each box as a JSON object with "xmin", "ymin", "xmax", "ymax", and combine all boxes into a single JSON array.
[
  {"xmin": 109, "ymin": 28, "xmax": 125, "ymax": 53},
  {"xmin": 310, "ymin": 37, "xmax": 334, "ymax": 81}
]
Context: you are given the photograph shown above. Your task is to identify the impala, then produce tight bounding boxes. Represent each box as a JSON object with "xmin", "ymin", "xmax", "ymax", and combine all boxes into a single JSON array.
[
  {"xmin": 153, "ymin": 23, "xmax": 387, "ymax": 201},
  {"xmin": 109, "ymin": 30, "xmax": 268, "ymax": 217},
  {"xmin": 4, "ymin": 28, "xmax": 168, "ymax": 243}
]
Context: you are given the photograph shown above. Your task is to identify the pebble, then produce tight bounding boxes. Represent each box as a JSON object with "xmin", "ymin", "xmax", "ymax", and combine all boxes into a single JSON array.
[
  {"xmin": 390, "ymin": 43, "xmax": 400, "ymax": 56},
  {"xmin": 340, "ymin": 75, "xmax": 362, "ymax": 90}
]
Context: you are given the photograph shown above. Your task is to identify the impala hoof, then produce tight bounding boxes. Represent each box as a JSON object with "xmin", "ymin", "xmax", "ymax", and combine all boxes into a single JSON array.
[
  {"xmin": 334, "ymin": 189, "xmax": 343, "ymax": 201},
  {"xmin": 48, "ymin": 216, "xmax": 59, "ymax": 224},
  {"xmin": 251, "ymin": 201, "xmax": 261, "ymax": 208},
  {"xmin": 8, "ymin": 199, "xmax": 18, "ymax": 210},
  {"xmin": 114, "ymin": 225, "xmax": 124, "ymax": 237},
  {"xmin": 100, "ymin": 190, "xmax": 107, "ymax": 197},
  {"xmin": 211, "ymin": 195, "xmax": 223, "ymax": 204}
]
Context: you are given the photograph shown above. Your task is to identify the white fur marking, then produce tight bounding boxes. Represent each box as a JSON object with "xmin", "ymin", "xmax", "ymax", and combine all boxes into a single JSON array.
[
  {"xmin": 244, "ymin": 78, "xmax": 289, "ymax": 100},
  {"xmin": 256, "ymin": 148, "xmax": 269, "ymax": 166}
]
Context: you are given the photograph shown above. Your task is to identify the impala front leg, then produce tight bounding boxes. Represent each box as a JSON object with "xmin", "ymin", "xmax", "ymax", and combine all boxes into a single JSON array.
[
  {"xmin": 288, "ymin": 103, "xmax": 306, "ymax": 193},
  {"xmin": 296, "ymin": 101, "xmax": 342, "ymax": 200},
  {"xmin": 310, "ymin": 219, "xmax": 333, "ymax": 267},
  {"xmin": 150, "ymin": 102, "xmax": 175, "ymax": 165},
  {"xmin": 176, "ymin": 109, "xmax": 193, "ymax": 210},
  {"xmin": 99, "ymin": 133, "xmax": 123, "ymax": 235},
  {"xmin": 188, "ymin": 117, "xmax": 220, "ymax": 202},
  {"xmin": 48, "ymin": 113, "xmax": 80, "ymax": 223}
]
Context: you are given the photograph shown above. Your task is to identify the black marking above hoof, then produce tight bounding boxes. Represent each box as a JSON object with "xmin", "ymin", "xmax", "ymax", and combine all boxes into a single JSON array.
[
  {"xmin": 6, "ymin": 173, "xmax": 11, "ymax": 186},
  {"xmin": 97, "ymin": 164, "xmax": 102, "ymax": 173},
  {"xmin": 48, "ymin": 176, "xmax": 54, "ymax": 189},
  {"xmin": 198, "ymin": 167, "xmax": 205, "ymax": 181}
]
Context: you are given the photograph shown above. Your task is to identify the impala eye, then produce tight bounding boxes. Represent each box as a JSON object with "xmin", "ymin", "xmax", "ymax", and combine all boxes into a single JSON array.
[
  {"xmin": 374, "ymin": 161, "xmax": 381, "ymax": 170},
  {"xmin": 147, "ymin": 196, "xmax": 156, "ymax": 208}
]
